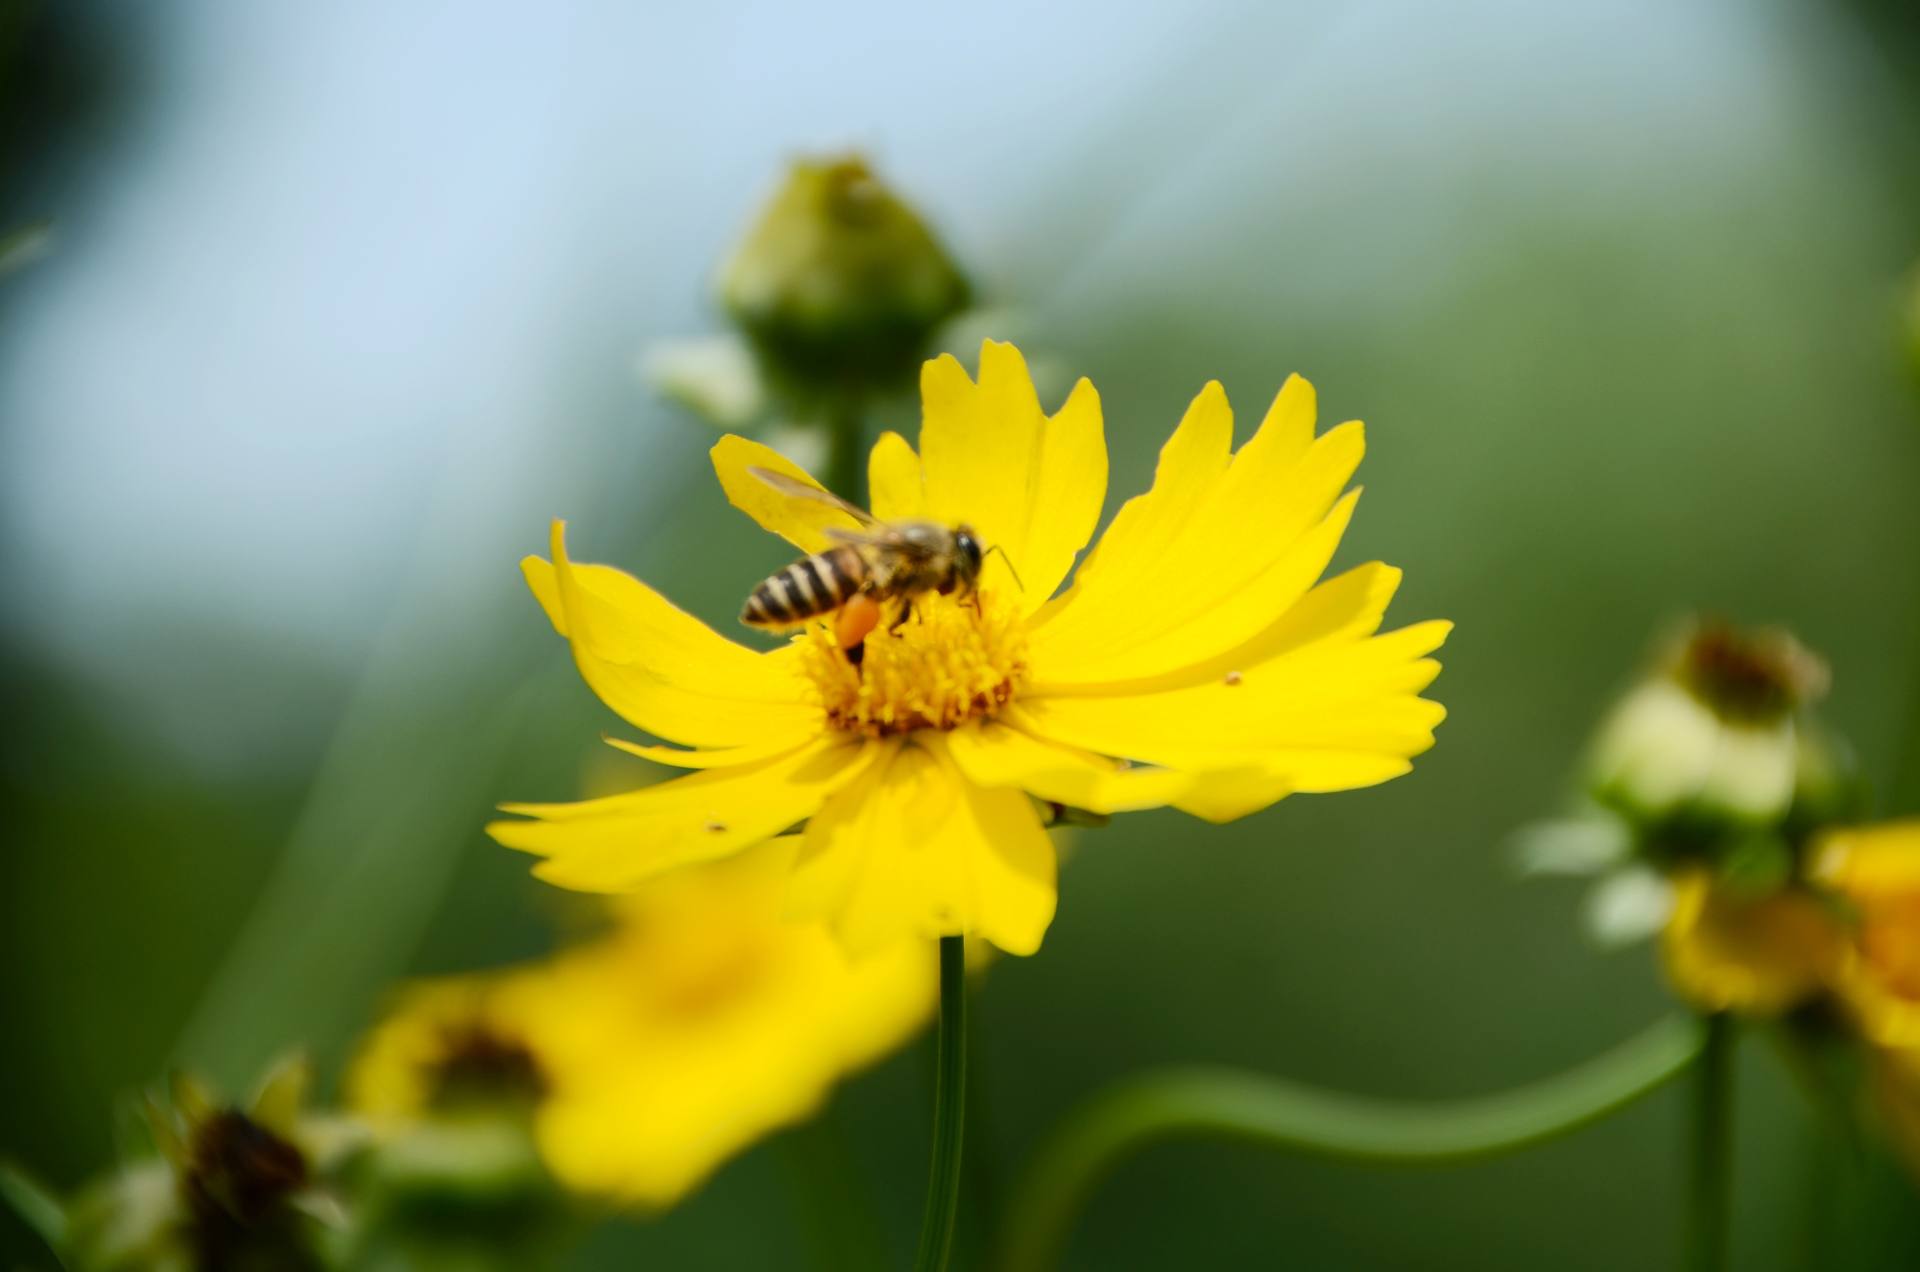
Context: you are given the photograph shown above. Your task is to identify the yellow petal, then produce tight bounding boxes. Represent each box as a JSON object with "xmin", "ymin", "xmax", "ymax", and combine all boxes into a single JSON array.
[
  {"xmin": 711, "ymin": 433, "xmax": 866, "ymax": 553},
  {"xmin": 527, "ymin": 521, "xmax": 820, "ymax": 749},
  {"xmin": 1013, "ymin": 619, "xmax": 1450, "ymax": 807},
  {"xmin": 1169, "ymin": 771, "xmax": 1298, "ymax": 823},
  {"xmin": 1835, "ymin": 950, "xmax": 1920, "ymax": 1049},
  {"xmin": 601, "ymin": 735, "xmax": 801, "ymax": 770},
  {"xmin": 789, "ymin": 739, "xmax": 1056, "ymax": 956},
  {"xmin": 1098, "ymin": 561, "xmax": 1407, "ymax": 699},
  {"xmin": 918, "ymin": 341, "xmax": 1107, "ymax": 611},
  {"xmin": 1020, "ymin": 376, "xmax": 1107, "ymax": 607},
  {"xmin": 1813, "ymin": 822, "xmax": 1920, "ymax": 1047},
  {"xmin": 1030, "ymin": 489, "xmax": 1359, "ymax": 690},
  {"xmin": 1031, "ymin": 561, "xmax": 1408, "ymax": 703},
  {"xmin": 478, "ymin": 842, "xmax": 936, "ymax": 1207},
  {"xmin": 529, "ymin": 918, "xmax": 932, "ymax": 1206},
  {"xmin": 488, "ymin": 739, "xmax": 873, "ymax": 892},
  {"xmin": 1025, "ymin": 378, "xmax": 1232, "ymax": 634},
  {"xmin": 943, "ymin": 720, "xmax": 1191, "ymax": 813},
  {"xmin": 1812, "ymin": 820, "xmax": 1920, "ymax": 899},
  {"xmin": 868, "ymin": 430, "xmax": 926, "ymax": 522},
  {"xmin": 1030, "ymin": 375, "xmax": 1369, "ymax": 687}
]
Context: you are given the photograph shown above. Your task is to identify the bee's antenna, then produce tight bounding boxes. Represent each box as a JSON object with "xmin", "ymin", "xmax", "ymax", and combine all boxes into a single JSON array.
[{"xmin": 984, "ymin": 543, "xmax": 1025, "ymax": 590}]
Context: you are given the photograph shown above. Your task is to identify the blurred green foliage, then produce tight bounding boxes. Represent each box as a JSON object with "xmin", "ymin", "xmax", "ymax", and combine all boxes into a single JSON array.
[{"xmin": 6, "ymin": 2, "xmax": 1920, "ymax": 1269}]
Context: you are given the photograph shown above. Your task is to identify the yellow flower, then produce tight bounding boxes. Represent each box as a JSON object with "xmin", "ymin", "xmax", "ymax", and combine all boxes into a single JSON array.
[
  {"xmin": 1659, "ymin": 870, "xmax": 1841, "ymax": 1015},
  {"xmin": 489, "ymin": 340, "xmax": 1451, "ymax": 955},
  {"xmin": 349, "ymin": 843, "xmax": 934, "ymax": 1208},
  {"xmin": 1811, "ymin": 820, "xmax": 1920, "ymax": 1048},
  {"xmin": 1804, "ymin": 821, "xmax": 1920, "ymax": 1182}
]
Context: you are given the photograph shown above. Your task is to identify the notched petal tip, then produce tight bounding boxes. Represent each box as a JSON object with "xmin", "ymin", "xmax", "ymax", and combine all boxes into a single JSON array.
[
  {"xmin": 1057, "ymin": 374, "xmax": 1100, "ymax": 415},
  {"xmin": 920, "ymin": 349, "xmax": 973, "ymax": 395},
  {"xmin": 976, "ymin": 337, "xmax": 1034, "ymax": 384}
]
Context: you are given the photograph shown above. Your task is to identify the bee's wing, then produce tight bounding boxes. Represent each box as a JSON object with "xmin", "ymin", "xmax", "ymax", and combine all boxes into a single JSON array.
[
  {"xmin": 748, "ymin": 466, "xmax": 879, "ymax": 528},
  {"xmin": 826, "ymin": 523, "xmax": 941, "ymax": 560}
]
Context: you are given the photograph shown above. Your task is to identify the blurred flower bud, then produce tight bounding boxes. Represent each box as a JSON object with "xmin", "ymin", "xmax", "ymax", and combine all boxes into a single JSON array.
[
  {"xmin": 60, "ymin": 1058, "xmax": 349, "ymax": 1271},
  {"xmin": 718, "ymin": 155, "xmax": 970, "ymax": 402},
  {"xmin": 1588, "ymin": 620, "xmax": 1828, "ymax": 830},
  {"xmin": 59, "ymin": 1162, "xmax": 187, "ymax": 1272},
  {"xmin": 641, "ymin": 333, "xmax": 765, "ymax": 431}
]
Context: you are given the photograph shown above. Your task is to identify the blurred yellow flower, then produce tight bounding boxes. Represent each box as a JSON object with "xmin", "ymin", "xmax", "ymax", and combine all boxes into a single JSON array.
[
  {"xmin": 489, "ymin": 340, "xmax": 1449, "ymax": 955},
  {"xmin": 1812, "ymin": 820, "xmax": 1920, "ymax": 1048},
  {"xmin": 349, "ymin": 843, "xmax": 934, "ymax": 1208},
  {"xmin": 1659, "ymin": 870, "xmax": 1841, "ymax": 1015},
  {"xmin": 1660, "ymin": 819, "xmax": 1920, "ymax": 1027},
  {"xmin": 1807, "ymin": 821, "xmax": 1920, "ymax": 1182}
]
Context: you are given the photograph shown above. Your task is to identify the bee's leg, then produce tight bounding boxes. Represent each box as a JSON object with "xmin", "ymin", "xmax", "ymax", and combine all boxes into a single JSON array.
[{"xmin": 888, "ymin": 598, "xmax": 914, "ymax": 633}]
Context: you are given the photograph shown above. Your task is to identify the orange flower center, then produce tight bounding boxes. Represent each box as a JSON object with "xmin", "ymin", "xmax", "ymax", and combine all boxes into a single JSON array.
[{"xmin": 798, "ymin": 591, "xmax": 1026, "ymax": 736}]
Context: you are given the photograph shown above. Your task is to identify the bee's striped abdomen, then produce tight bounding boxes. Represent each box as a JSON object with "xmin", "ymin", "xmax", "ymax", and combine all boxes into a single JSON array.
[{"xmin": 741, "ymin": 546, "xmax": 867, "ymax": 629}]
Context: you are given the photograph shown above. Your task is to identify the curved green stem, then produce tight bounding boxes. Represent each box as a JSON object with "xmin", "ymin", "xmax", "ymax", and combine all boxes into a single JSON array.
[
  {"xmin": 1686, "ymin": 1013, "xmax": 1735, "ymax": 1272},
  {"xmin": 913, "ymin": 936, "xmax": 968, "ymax": 1272},
  {"xmin": 997, "ymin": 1013, "xmax": 1703, "ymax": 1272}
]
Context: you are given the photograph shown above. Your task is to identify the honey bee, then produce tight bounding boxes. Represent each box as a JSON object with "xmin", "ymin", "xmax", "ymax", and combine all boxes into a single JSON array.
[{"xmin": 739, "ymin": 467, "xmax": 1003, "ymax": 659}]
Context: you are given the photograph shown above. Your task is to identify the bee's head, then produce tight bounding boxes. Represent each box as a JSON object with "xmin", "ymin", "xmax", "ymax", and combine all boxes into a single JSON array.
[{"xmin": 954, "ymin": 526, "xmax": 985, "ymax": 586}]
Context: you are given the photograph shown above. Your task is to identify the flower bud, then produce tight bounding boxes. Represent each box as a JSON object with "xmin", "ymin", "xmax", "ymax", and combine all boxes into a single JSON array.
[
  {"xmin": 718, "ymin": 155, "xmax": 970, "ymax": 401},
  {"xmin": 1587, "ymin": 620, "xmax": 1828, "ymax": 830},
  {"xmin": 59, "ymin": 1059, "xmax": 348, "ymax": 1272}
]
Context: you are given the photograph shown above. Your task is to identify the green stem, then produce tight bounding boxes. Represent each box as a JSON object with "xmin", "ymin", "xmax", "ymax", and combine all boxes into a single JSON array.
[
  {"xmin": 997, "ymin": 1013, "xmax": 1703, "ymax": 1272},
  {"xmin": 0, "ymin": 1160, "xmax": 66, "ymax": 1252},
  {"xmin": 913, "ymin": 935, "xmax": 968, "ymax": 1272},
  {"xmin": 960, "ymin": 974, "xmax": 1002, "ymax": 1266},
  {"xmin": 823, "ymin": 396, "xmax": 868, "ymax": 506},
  {"xmin": 1686, "ymin": 1013, "xmax": 1736, "ymax": 1272}
]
